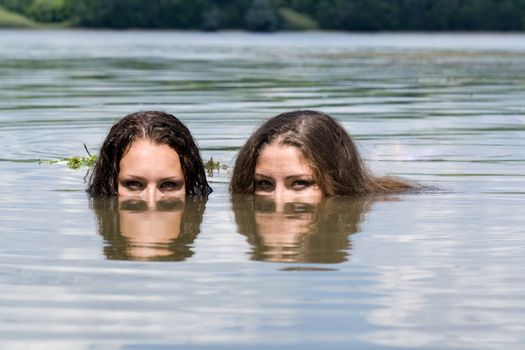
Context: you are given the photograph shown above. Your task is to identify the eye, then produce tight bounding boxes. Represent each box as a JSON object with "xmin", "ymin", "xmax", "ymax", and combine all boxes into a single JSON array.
[
  {"xmin": 291, "ymin": 179, "xmax": 314, "ymax": 190},
  {"xmin": 255, "ymin": 179, "xmax": 274, "ymax": 191},
  {"xmin": 160, "ymin": 181, "xmax": 181, "ymax": 191},
  {"xmin": 123, "ymin": 180, "xmax": 144, "ymax": 191}
]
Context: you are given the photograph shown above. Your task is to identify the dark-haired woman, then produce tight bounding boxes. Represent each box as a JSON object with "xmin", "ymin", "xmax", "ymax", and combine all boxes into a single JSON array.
[
  {"xmin": 230, "ymin": 110, "xmax": 416, "ymax": 198},
  {"xmin": 87, "ymin": 111, "xmax": 212, "ymax": 200}
]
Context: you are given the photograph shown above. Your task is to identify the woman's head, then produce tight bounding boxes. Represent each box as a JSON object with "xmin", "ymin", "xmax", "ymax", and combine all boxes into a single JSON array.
[
  {"xmin": 231, "ymin": 110, "xmax": 375, "ymax": 196},
  {"xmin": 230, "ymin": 110, "xmax": 415, "ymax": 196},
  {"xmin": 87, "ymin": 111, "xmax": 212, "ymax": 198}
]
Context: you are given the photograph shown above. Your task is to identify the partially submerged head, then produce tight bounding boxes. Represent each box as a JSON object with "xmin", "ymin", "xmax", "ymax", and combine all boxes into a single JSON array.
[
  {"xmin": 230, "ymin": 110, "xmax": 414, "ymax": 197},
  {"xmin": 87, "ymin": 111, "xmax": 212, "ymax": 199}
]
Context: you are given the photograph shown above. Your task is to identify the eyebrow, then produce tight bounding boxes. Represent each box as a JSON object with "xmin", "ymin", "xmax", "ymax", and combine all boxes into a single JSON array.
[
  {"xmin": 159, "ymin": 177, "xmax": 184, "ymax": 182},
  {"xmin": 119, "ymin": 175, "xmax": 184, "ymax": 182},
  {"xmin": 255, "ymin": 173, "xmax": 313, "ymax": 180},
  {"xmin": 119, "ymin": 175, "xmax": 146, "ymax": 181}
]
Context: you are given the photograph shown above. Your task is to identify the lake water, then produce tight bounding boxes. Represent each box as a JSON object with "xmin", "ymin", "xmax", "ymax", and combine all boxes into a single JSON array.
[{"xmin": 0, "ymin": 30, "xmax": 524, "ymax": 349}]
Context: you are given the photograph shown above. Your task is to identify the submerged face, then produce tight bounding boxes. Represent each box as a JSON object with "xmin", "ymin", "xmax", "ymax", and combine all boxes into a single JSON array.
[
  {"xmin": 254, "ymin": 141, "xmax": 322, "ymax": 200},
  {"xmin": 118, "ymin": 197, "xmax": 185, "ymax": 260},
  {"xmin": 118, "ymin": 139, "xmax": 186, "ymax": 203},
  {"xmin": 254, "ymin": 198, "xmax": 319, "ymax": 251}
]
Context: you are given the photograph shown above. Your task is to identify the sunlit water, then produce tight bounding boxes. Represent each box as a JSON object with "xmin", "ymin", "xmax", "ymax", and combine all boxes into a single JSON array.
[{"xmin": 0, "ymin": 30, "xmax": 524, "ymax": 349}]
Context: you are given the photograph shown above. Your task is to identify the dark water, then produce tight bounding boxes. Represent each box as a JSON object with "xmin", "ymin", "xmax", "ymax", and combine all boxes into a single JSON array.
[{"xmin": 0, "ymin": 30, "xmax": 524, "ymax": 349}]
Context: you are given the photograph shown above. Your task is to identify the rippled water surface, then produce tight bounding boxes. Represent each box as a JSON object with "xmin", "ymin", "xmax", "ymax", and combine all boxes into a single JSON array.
[{"xmin": 1, "ymin": 30, "xmax": 524, "ymax": 349}]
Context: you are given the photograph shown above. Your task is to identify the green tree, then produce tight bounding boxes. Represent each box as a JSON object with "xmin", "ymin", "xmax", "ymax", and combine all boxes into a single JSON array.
[
  {"xmin": 3, "ymin": 0, "xmax": 525, "ymax": 30},
  {"xmin": 201, "ymin": 6, "xmax": 220, "ymax": 31},
  {"xmin": 67, "ymin": 0, "xmax": 208, "ymax": 28},
  {"xmin": 26, "ymin": 0, "xmax": 71, "ymax": 22},
  {"xmin": 0, "ymin": 0, "xmax": 33, "ymax": 14},
  {"xmin": 244, "ymin": 0, "xmax": 278, "ymax": 31}
]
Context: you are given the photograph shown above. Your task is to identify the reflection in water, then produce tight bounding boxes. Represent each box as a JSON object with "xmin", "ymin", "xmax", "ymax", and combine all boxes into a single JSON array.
[
  {"xmin": 92, "ymin": 197, "xmax": 206, "ymax": 261},
  {"xmin": 232, "ymin": 195, "xmax": 371, "ymax": 263}
]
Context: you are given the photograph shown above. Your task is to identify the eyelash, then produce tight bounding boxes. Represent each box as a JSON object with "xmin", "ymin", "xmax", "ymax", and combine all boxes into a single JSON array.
[
  {"xmin": 255, "ymin": 179, "xmax": 314, "ymax": 191},
  {"xmin": 160, "ymin": 182, "xmax": 180, "ymax": 191},
  {"xmin": 256, "ymin": 180, "xmax": 273, "ymax": 190},
  {"xmin": 123, "ymin": 180, "xmax": 143, "ymax": 191},
  {"xmin": 122, "ymin": 181, "xmax": 181, "ymax": 191},
  {"xmin": 292, "ymin": 180, "xmax": 313, "ymax": 189}
]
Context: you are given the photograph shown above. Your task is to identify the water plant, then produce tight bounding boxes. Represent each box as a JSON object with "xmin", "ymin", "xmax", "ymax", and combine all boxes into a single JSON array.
[
  {"xmin": 66, "ymin": 143, "xmax": 97, "ymax": 169},
  {"xmin": 40, "ymin": 144, "xmax": 225, "ymax": 177},
  {"xmin": 39, "ymin": 143, "xmax": 96, "ymax": 169},
  {"xmin": 205, "ymin": 157, "xmax": 221, "ymax": 177}
]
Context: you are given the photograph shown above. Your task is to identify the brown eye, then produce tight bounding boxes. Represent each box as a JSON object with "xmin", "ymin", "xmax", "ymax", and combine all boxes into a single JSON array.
[
  {"xmin": 124, "ymin": 180, "xmax": 143, "ymax": 191},
  {"xmin": 255, "ymin": 179, "xmax": 273, "ymax": 191},
  {"xmin": 160, "ymin": 181, "xmax": 181, "ymax": 191},
  {"xmin": 292, "ymin": 180, "xmax": 313, "ymax": 190}
]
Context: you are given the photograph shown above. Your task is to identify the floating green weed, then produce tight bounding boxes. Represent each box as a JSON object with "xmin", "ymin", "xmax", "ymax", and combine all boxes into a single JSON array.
[
  {"xmin": 40, "ymin": 144, "xmax": 226, "ymax": 178},
  {"xmin": 39, "ymin": 143, "xmax": 97, "ymax": 170},
  {"xmin": 205, "ymin": 157, "xmax": 222, "ymax": 177},
  {"xmin": 67, "ymin": 144, "xmax": 97, "ymax": 169}
]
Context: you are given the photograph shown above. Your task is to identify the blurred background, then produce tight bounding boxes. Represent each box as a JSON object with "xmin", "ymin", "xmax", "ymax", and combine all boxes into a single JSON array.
[{"xmin": 1, "ymin": 0, "xmax": 525, "ymax": 32}]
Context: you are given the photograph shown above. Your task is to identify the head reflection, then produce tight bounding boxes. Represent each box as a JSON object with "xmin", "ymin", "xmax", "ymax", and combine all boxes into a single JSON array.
[
  {"xmin": 233, "ymin": 195, "xmax": 370, "ymax": 263},
  {"xmin": 92, "ymin": 196, "xmax": 205, "ymax": 261}
]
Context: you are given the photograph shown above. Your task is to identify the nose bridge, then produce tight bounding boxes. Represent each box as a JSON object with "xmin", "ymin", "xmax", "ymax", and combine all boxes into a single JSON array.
[
  {"xmin": 274, "ymin": 181, "xmax": 286, "ymax": 198},
  {"xmin": 274, "ymin": 181, "xmax": 292, "ymax": 207},
  {"xmin": 143, "ymin": 184, "xmax": 161, "ymax": 208}
]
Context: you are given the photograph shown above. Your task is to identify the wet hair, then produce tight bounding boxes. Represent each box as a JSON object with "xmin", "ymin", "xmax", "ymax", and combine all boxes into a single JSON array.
[
  {"xmin": 87, "ymin": 111, "xmax": 212, "ymax": 198},
  {"xmin": 230, "ymin": 110, "xmax": 416, "ymax": 196}
]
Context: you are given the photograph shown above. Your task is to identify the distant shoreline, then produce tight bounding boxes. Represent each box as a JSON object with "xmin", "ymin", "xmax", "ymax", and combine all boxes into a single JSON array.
[
  {"xmin": 2, "ymin": 27, "xmax": 525, "ymax": 34},
  {"xmin": 0, "ymin": 0, "xmax": 525, "ymax": 33}
]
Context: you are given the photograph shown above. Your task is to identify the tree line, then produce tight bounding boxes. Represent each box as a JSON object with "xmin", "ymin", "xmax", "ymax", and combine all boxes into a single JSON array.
[{"xmin": 1, "ymin": 0, "xmax": 525, "ymax": 31}]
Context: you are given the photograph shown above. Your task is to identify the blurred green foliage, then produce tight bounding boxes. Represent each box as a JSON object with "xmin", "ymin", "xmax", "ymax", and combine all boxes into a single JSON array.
[
  {"xmin": 0, "ymin": 6, "xmax": 37, "ymax": 27},
  {"xmin": 278, "ymin": 8, "xmax": 318, "ymax": 30},
  {"xmin": 244, "ymin": 0, "xmax": 277, "ymax": 31},
  {"xmin": 26, "ymin": 0, "xmax": 72, "ymax": 23},
  {"xmin": 1, "ymin": 0, "xmax": 525, "ymax": 31}
]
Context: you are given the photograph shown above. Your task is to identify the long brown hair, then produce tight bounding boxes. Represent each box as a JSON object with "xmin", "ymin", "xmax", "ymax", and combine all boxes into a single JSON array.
[
  {"xmin": 87, "ymin": 111, "xmax": 212, "ymax": 197},
  {"xmin": 230, "ymin": 110, "xmax": 415, "ymax": 195}
]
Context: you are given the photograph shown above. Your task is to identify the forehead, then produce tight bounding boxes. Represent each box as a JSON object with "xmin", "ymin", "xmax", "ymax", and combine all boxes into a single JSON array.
[
  {"xmin": 122, "ymin": 139, "xmax": 177, "ymax": 158},
  {"xmin": 255, "ymin": 142, "xmax": 313, "ymax": 176},
  {"xmin": 119, "ymin": 139, "xmax": 183, "ymax": 177}
]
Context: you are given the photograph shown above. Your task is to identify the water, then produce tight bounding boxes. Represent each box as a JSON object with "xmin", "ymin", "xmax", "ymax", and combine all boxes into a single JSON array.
[{"xmin": 0, "ymin": 30, "xmax": 524, "ymax": 349}]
